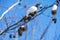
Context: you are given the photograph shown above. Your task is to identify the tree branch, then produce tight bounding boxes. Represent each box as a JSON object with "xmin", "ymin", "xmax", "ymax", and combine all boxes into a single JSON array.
[
  {"xmin": 40, "ymin": 20, "xmax": 52, "ymax": 40},
  {"xmin": 0, "ymin": 1, "xmax": 55, "ymax": 35}
]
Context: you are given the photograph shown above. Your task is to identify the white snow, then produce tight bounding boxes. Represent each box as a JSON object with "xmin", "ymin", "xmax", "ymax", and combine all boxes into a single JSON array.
[
  {"xmin": 52, "ymin": 4, "xmax": 58, "ymax": 10},
  {"xmin": 26, "ymin": 6, "xmax": 38, "ymax": 17},
  {"xmin": 0, "ymin": 2, "xmax": 19, "ymax": 20},
  {"xmin": 21, "ymin": 25, "xmax": 25, "ymax": 27}
]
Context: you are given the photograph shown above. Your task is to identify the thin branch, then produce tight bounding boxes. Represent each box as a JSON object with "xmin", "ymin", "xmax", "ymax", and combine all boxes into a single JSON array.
[
  {"xmin": 3, "ymin": 16, "xmax": 8, "ymax": 28},
  {"xmin": 53, "ymin": 26, "xmax": 57, "ymax": 40},
  {"xmin": 9, "ymin": 3, "xmax": 54, "ymax": 29},
  {"xmin": 40, "ymin": 20, "xmax": 52, "ymax": 40},
  {"xmin": 25, "ymin": 24, "xmax": 28, "ymax": 40},
  {"xmin": 0, "ymin": 2, "xmax": 55, "ymax": 35},
  {"xmin": 25, "ymin": 0, "xmax": 28, "ymax": 40},
  {"xmin": 0, "ymin": 2, "xmax": 19, "ymax": 20}
]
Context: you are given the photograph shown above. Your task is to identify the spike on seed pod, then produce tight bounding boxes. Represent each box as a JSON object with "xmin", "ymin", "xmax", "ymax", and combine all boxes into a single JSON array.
[
  {"xmin": 28, "ymin": 11, "xmax": 37, "ymax": 17},
  {"xmin": 35, "ymin": 3, "xmax": 40, "ymax": 8},
  {"xmin": 24, "ymin": 16, "xmax": 31, "ymax": 22},
  {"xmin": 13, "ymin": 35, "xmax": 16, "ymax": 38},
  {"xmin": 52, "ymin": 18, "xmax": 57, "ymax": 23},
  {"xmin": 9, "ymin": 34, "xmax": 12, "ymax": 38}
]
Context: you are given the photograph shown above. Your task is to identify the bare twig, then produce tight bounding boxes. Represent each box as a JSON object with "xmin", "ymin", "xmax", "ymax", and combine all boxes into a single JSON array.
[
  {"xmin": 40, "ymin": 20, "xmax": 52, "ymax": 40},
  {"xmin": 0, "ymin": 2, "xmax": 55, "ymax": 35},
  {"xmin": 25, "ymin": 24, "xmax": 28, "ymax": 40},
  {"xmin": 3, "ymin": 16, "xmax": 8, "ymax": 28},
  {"xmin": 9, "ymin": 3, "xmax": 54, "ymax": 30},
  {"xmin": 0, "ymin": 2, "xmax": 19, "ymax": 20}
]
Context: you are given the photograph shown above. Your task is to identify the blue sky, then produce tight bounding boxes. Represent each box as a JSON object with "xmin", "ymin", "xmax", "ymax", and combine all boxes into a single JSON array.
[{"xmin": 0, "ymin": 0, "xmax": 60, "ymax": 40}]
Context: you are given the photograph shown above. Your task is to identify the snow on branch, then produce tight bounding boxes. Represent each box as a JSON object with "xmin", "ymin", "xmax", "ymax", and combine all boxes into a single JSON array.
[
  {"xmin": 0, "ymin": 2, "xmax": 55, "ymax": 35},
  {"xmin": 0, "ymin": 2, "xmax": 19, "ymax": 20}
]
